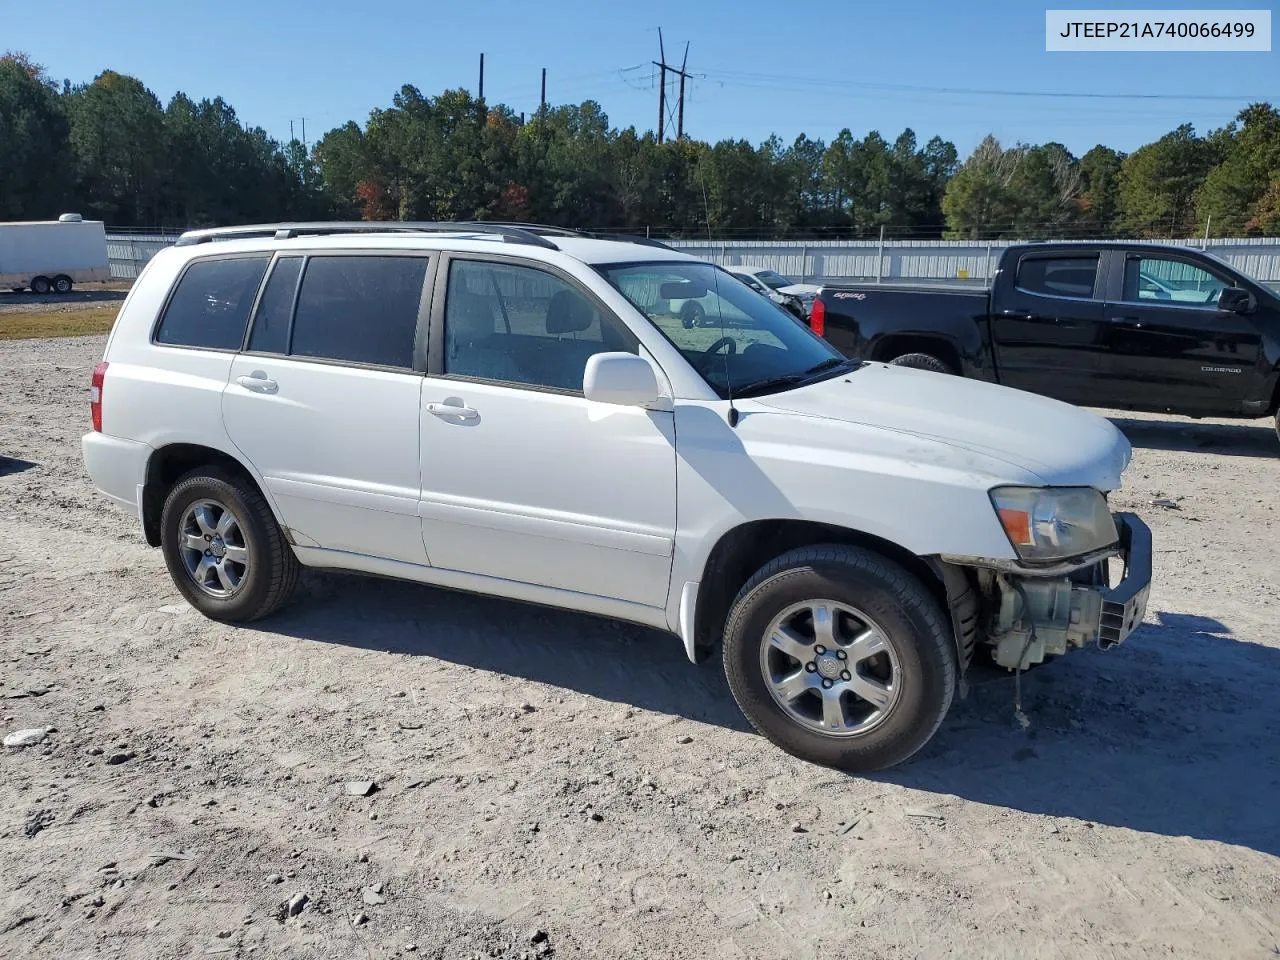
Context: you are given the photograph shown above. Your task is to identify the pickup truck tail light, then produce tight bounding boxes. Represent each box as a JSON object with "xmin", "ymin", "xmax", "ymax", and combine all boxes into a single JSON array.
[
  {"xmin": 809, "ymin": 298, "xmax": 825, "ymax": 338},
  {"xmin": 90, "ymin": 361, "xmax": 108, "ymax": 432}
]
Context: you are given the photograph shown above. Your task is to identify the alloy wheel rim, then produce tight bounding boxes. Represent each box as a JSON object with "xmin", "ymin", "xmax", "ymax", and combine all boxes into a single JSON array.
[
  {"xmin": 178, "ymin": 499, "xmax": 250, "ymax": 598},
  {"xmin": 758, "ymin": 599, "xmax": 902, "ymax": 737}
]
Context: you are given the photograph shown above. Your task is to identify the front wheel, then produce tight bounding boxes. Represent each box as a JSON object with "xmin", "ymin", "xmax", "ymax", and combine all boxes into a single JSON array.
[
  {"xmin": 160, "ymin": 467, "xmax": 300, "ymax": 622},
  {"xmin": 889, "ymin": 352, "xmax": 952, "ymax": 374},
  {"xmin": 722, "ymin": 545, "xmax": 956, "ymax": 771}
]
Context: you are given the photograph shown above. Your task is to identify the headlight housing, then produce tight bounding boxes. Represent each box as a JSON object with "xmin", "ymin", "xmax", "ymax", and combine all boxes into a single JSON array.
[{"xmin": 989, "ymin": 486, "xmax": 1118, "ymax": 562}]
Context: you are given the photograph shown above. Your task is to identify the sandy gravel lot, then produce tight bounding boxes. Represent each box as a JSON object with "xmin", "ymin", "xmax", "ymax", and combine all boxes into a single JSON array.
[{"xmin": 2, "ymin": 334, "xmax": 1278, "ymax": 960}]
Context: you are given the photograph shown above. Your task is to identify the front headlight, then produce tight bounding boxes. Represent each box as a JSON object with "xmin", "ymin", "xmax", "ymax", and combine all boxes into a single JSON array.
[{"xmin": 990, "ymin": 486, "xmax": 1118, "ymax": 562}]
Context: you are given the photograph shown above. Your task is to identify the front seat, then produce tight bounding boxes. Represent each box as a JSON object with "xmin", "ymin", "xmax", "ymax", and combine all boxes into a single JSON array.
[
  {"xmin": 447, "ymin": 291, "xmax": 523, "ymax": 383},
  {"xmin": 543, "ymin": 289, "xmax": 603, "ymax": 390}
]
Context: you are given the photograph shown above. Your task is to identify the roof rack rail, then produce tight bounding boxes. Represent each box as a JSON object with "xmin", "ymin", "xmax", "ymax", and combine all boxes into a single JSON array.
[
  {"xmin": 479, "ymin": 222, "xmax": 676, "ymax": 251},
  {"xmin": 174, "ymin": 221, "xmax": 560, "ymax": 250}
]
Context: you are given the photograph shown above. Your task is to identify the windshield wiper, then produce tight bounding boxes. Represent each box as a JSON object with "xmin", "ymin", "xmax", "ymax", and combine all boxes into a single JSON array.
[{"xmin": 733, "ymin": 357, "xmax": 855, "ymax": 397}]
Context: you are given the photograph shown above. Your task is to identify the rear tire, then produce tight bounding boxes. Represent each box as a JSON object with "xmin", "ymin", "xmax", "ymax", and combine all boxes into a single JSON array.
[
  {"xmin": 30, "ymin": 276, "xmax": 51, "ymax": 295},
  {"xmin": 680, "ymin": 301, "xmax": 705, "ymax": 329},
  {"xmin": 52, "ymin": 275, "xmax": 73, "ymax": 294},
  {"xmin": 722, "ymin": 544, "xmax": 956, "ymax": 772},
  {"xmin": 889, "ymin": 352, "xmax": 952, "ymax": 374},
  {"xmin": 160, "ymin": 467, "xmax": 300, "ymax": 622}
]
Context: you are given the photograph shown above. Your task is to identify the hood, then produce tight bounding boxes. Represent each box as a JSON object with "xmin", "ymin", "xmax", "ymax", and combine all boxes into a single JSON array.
[{"xmin": 749, "ymin": 362, "xmax": 1131, "ymax": 489}]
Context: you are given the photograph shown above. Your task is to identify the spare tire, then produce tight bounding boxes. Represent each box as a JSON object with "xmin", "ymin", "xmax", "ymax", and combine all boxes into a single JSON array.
[{"xmin": 890, "ymin": 352, "xmax": 952, "ymax": 375}]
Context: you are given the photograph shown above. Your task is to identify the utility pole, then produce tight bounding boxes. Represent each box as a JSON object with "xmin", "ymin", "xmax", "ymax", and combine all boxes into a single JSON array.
[
  {"xmin": 479, "ymin": 53, "xmax": 485, "ymax": 101},
  {"xmin": 301, "ymin": 117, "xmax": 306, "ymax": 150},
  {"xmin": 653, "ymin": 28, "xmax": 668, "ymax": 143},
  {"xmin": 540, "ymin": 67, "xmax": 546, "ymax": 115},
  {"xmin": 677, "ymin": 42, "xmax": 689, "ymax": 139},
  {"xmin": 290, "ymin": 119, "xmax": 294, "ymax": 143},
  {"xmin": 653, "ymin": 30, "xmax": 691, "ymax": 143}
]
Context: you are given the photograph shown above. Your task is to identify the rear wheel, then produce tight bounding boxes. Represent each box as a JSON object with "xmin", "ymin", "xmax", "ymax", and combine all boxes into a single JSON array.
[
  {"xmin": 680, "ymin": 301, "xmax": 706, "ymax": 329},
  {"xmin": 160, "ymin": 467, "xmax": 300, "ymax": 622},
  {"xmin": 52, "ymin": 275, "xmax": 73, "ymax": 294},
  {"xmin": 889, "ymin": 352, "xmax": 952, "ymax": 374},
  {"xmin": 722, "ymin": 545, "xmax": 956, "ymax": 771},
  {"xmin": 30, "ymin": 276, "xmax": 51, "ymax": 295}
]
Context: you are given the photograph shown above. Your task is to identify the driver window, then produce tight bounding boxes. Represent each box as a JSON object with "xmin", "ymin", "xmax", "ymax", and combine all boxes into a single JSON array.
[{"xmin": 1122, "ymin": 257, "xmax": 1228, "ymax": 307}]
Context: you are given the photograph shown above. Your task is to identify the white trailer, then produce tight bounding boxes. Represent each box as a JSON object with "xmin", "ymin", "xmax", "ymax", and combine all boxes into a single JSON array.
[{"xmin": 0, "ymin": 214, "xmax": 110, "ymax": 294}]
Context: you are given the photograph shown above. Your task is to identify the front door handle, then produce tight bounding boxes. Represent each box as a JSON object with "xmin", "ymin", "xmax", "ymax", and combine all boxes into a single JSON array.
[
  {"xmin": 1113, "ymin": 317, "xmax": 1144, "ymax": 327},
  {"xmin": 999, "ymin": 309, "xmax": 1034, "ymax": 321},
  {"xmin": 426, "ymin": 401, "xmax": 479, "ymax": 422},
  {"xmin": 235, "ymin": 372, "xmax": 278, "ymax": 394}
]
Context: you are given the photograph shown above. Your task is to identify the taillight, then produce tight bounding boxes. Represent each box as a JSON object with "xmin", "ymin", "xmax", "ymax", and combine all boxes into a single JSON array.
[
  {"xmin": 90, "ymin": 361, "xmax": 108, "ymax": 432},
  {"xmin": 809, "ymin": 298, "xmax": 825, "ymax": 338}
]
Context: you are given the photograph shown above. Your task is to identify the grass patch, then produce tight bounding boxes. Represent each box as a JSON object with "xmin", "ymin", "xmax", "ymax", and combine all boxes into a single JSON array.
[{"xmin": 0, "ymin": 306, "xmax": 120, "ymax": 341}]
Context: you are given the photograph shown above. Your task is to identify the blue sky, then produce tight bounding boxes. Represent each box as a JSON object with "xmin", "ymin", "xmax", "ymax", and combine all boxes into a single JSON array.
[{"xmin": 9, "ymin": 0, "xmax": 1278, "ymax": 157}]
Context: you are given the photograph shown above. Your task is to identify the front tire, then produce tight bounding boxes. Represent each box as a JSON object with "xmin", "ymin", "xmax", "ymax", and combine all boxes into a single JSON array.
[
  {"xmin": 890, "ymin": 352, "xmax": 952, "ymax": 374},
  {"xmin": 723, "ymin": 545, "xmax": 956, "ymax": 771},
  {"xmin": 160, "ymin": 467, "xmax": 300, "ymax": 622}
]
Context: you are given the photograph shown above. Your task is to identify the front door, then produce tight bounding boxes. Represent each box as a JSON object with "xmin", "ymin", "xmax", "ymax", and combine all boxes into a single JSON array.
[
  {"xmin": 1098, "ymin": 252, "xmax": 1262, "ymax": 414},
  {"xmin": 222, "ymin": 253, "xmax": 431, "ymax": 564},
  {"xmin": 989, "ymin": 252, "xmax": 1108, "ymax": 404},
  {"xmin": 417, "ymin": 256, "xmax": 677, "ymax": 608}
]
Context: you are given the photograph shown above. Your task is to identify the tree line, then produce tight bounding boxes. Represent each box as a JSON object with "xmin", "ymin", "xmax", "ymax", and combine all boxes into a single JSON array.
[{"xmin": 3, "ymin": 52, "xmax": 1278, "ymax": 239}]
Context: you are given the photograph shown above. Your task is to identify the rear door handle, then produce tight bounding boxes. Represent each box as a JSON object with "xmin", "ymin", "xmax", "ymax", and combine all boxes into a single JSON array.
[
  {"xmin": 1113, "ymin": 317, "xmax": 1144, "ymax": 327},
  {"xmin": 426, "ymin": 401, "xmax": 479, "ymax": 422},
  {"xmin": 999, "ymin": 309, "xmax": 1034, "ymax": 321},
  {"xmin": 235, "ymin": 372, "xmax": 278, "ymax": 394}
]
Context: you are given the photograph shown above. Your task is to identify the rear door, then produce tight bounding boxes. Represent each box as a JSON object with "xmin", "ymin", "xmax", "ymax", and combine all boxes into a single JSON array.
[
  {"xmin": 222, "ymin": 252, "xmax": 432, "ymax": 564},
  {"xmin": 989, "ymin": 252, "xmax": 1108, "ymax": 404},
  {"xmin": 1098, "ymin": 251, "xmax": 1262, "ymax": 414}
]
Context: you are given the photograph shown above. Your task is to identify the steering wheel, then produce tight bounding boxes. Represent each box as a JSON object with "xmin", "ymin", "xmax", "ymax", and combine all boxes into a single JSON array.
[{"xmin": 695, "ymin": 336, "xmax": 737, "ymax": 373}]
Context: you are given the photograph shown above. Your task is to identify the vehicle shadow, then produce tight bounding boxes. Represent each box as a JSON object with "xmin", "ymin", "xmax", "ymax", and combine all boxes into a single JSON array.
[
  {"xmin": 267, "ymin": 570, "xmax": 1278, "ymax": 855},
  {"xmin": 0, "ymin": 456, "xmax": 37, "ymax": 477},
  {"xmin": 270, "ymin": 569, "xmax": 753, "ymax": 732},
  {"xmin": 1109, "ymin": 415, "xmax": 1277, "ymax": 458},
  {"xmin": 878, "ymin": 610, "xmax": 1280, "ymax": 857}
]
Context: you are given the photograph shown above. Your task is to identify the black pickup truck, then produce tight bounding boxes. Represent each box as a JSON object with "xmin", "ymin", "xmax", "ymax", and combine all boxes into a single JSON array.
[{"xmin": 808, "ymin": 242, "xmax": 1280, "ymax": 433}]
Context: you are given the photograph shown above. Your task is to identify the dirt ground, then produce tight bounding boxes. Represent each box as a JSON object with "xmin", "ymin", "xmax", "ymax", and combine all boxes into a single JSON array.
[{"xmin": 1, "ymin": 334, "xmax": 1278, "ymax": 960}]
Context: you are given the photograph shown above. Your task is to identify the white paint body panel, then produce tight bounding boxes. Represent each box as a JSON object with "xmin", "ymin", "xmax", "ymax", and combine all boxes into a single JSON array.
[{"xmin": 82, "ymin": 231, "xmax": 1134, "ymax": 659}]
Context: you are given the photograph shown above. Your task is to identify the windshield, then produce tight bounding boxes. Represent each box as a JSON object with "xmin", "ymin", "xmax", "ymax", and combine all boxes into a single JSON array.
[
  {"xmin": 756, "ymin": 270, "xmax": 792, "ymax": 290},
  {"xmin": 599, "ymin": 261, "xmax": 846, "ymax": 398}
]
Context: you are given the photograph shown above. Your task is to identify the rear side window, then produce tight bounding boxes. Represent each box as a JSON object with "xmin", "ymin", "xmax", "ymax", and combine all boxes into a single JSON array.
[
  {"xmin": 248, "ymin": 256, "xmax": 303, "ymax": 355},
  {"xmin": 289, "ymin": 256, "xmax": 428, "ymax": 368},
  {"xmin": 155, "ymin": 257, "xmax": 269, "ymax": 350},
  {"xmin": 1016, "ymin": 256, "xmax": 1099, "ymax": 298}
]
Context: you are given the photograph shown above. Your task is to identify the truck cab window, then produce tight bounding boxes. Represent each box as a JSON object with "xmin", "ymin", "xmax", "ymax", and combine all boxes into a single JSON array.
[
  {"xmin": 1123, "ymin": 257, "xmax": 1228, "ymax": 307},
  {"xmin": 1015, "ymin": 256, "xmax": 1099, "ymax": 298}
]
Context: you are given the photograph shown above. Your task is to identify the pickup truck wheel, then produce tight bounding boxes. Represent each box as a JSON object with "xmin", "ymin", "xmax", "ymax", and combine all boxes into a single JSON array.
[
  {"xmin": 160, "ymin": 468, "xmax": 300, "ymax": 622},
  {"xmin": 52, "ymin": 275, "xmax": 73, "ymax": 294},
  {"xmin": 889, "ymin": 352, "xmax": 952, "ymax": 374},
  {"xmin": 30, "ymin": 276, "xmax": 51, "ymax": 295},
  {"xmin": 722, "ymin": 545, "xmax": 956, "ymax": 772}
]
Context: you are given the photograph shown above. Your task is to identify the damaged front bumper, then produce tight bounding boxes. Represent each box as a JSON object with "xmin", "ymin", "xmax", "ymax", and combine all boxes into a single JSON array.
[{"xmin": 947, "ymin": 513, "xmax": 1152, "ymax": 671}]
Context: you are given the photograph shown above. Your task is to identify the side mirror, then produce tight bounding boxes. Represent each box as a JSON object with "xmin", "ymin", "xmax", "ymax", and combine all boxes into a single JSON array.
[
  {"xmin": 1218, "ymin": 287, "xmax": 1255, "ymax": 314},
  {"xmin": 583, "ymin": 352, "xmax": 663, "ymax": 407}
]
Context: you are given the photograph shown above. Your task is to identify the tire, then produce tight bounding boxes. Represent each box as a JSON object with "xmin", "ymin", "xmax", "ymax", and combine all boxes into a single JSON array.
[
  {"xmin": 52, "ymin": 275, "xmax": 73, "ymax": 294},
  {"xmin": 30, "ymin": 276, "xmax": 51, "ymax": 295},
  {"xmin": 722, "ymin": 544, "xmax": 956, "ymax": 772},
  {"xmin": 160, "ymin": 467, "xmax": 300, "ymax": 622},
  {"xmin": 889, "ymin": 352, "xmax": 952, "ymax": 374},
  {"xmin": 680, "ymin": 301, "xmax": 706, "ymax": 329}
]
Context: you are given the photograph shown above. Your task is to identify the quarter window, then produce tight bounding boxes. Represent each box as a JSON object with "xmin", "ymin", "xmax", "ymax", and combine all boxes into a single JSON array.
[
  {"xmin": 1123, "ymin": 256, "xmax": 1228, "ymax": 307},
  {"xmin": 155, "ymin": 257, "xmax": 269, "ymax": 350},
  {"xmin": 289, "ymin": 256, "xmax": 428, "ymax": 368},
  {"xmin": 443, "ymin": 260, "xmax": 636, "ymax": 392},
  {"xmin": 247, "ymin": 256, "xmax": 303, "ymax": 355},
  {"xmin": 1015, "ymin": 256, "xmax": 1099, "ymax": 298}
]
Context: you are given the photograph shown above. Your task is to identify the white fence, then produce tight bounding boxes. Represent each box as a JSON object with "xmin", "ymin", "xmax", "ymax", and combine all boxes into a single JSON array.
[{"xmin": 107, "ymin": 233, "xmax": 1280, "ymax": 289}]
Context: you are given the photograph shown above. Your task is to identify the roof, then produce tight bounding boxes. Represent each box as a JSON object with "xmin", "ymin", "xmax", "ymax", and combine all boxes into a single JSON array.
[{"xmin": 171, "ymin": 222, "xmax": 699, "ymax": 267}]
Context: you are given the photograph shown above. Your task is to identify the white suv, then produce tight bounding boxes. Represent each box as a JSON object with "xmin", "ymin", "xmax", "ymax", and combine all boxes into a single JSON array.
[{"xmin": 82, "ymin": 222, "xmax": 1151, "ymax": 771}]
